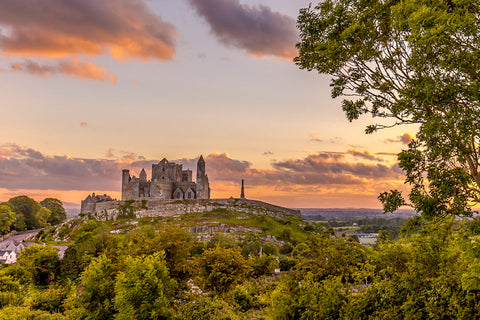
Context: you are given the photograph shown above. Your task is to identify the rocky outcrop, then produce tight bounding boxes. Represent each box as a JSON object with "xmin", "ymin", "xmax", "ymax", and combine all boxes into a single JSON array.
[{"xmin": 87, "ymin": 198, "xmax": 301, "ymax": 220}]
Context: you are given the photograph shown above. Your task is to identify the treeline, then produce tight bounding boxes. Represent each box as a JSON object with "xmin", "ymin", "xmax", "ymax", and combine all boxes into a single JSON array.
[
  {"xmin": 1, "ymin": 214, "xmax": 480, "ymax": 319},
  {"xmin": 0, "ymin": 196, "xmax": 66, "ymax": 234},
  {"xmin": 328, "ymin": 217, "xmax": 408, "ymax": 241}
]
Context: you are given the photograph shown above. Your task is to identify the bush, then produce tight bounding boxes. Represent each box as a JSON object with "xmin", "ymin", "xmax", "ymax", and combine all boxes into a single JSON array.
[
  {"xmin": 177, "ymin": 296, "xmax": 240, "ymax": 320},
  {"xmin": 28, "ymin": 286, "xmax": 68, "ymax": 313}
]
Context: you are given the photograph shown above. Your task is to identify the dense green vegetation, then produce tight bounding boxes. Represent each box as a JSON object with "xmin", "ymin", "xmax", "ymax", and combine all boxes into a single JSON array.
[
  {"xmin": 2, "ymin": 209, "xmax": 480, "ymax": 319},
  {"xmin": 0, "ymin": 196, "xmax": 67, "ymax": 234}
]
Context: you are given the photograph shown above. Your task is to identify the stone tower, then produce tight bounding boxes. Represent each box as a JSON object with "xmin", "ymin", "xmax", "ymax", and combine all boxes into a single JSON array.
[
  {"xmin": 139, "ymin": 168, "xmax": 147, "ymax": 182},
  {"xmin": 121, "ymin": 169, "xmax": 130, "ymax": 201},
  {"xmin": 196, "ymin": 155, "xmax": 210, "ymax": 199}
]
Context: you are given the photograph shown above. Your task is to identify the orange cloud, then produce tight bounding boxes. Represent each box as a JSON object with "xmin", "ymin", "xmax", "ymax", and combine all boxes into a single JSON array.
[
  {"xmin": 0, "ymin": 0, "xmax": 178, "ymax": 82},
  {"xmin": 347, "ymin": 149, "xmax": 384, "ymax": 162},
  {"xmin": 385, "ymin": 133, "xmax": 414, "ymax": 145},
  {"xmin": 0, "ymin": 0, "xmax": 177, "ymax": 61},
  {"xmin": 11, "ymin": 58, "xmax": 116, "ymax": 83}
]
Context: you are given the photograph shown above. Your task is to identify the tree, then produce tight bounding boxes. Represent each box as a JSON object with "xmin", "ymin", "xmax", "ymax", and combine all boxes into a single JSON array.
[
  {"xmin": 114, "ymin": 252, "xmax": 175, "ymax": 320},
  {"xmin": 40, "ymin": 198, "xmax": 67, "ymax": 225},
  {"xmin": 296, "ymin": 0, "xmax": 480, "ymax": 218},
  {"xmin": 34, "ymin": 207, "xmax": 51, "ymax": 229},
  {"xmin": 269, "ymin": 274, "xmax": 348, "ymax": 320},
  {"xmin": 8, "ymin": 195, "xmax": 41, "ymax": 229},
  {"xmin": 58, "ymin": 246, "xmax": 84, "ymax": 282},
  {"xmin": 17, "ymin": 245, "xmax": 60, "ymax": 286},
  {"xmin": 76, "ymin": 255, "xmax": 117, "ymax": 320},
  {"xmin": 0, "ymin": 274, "xmax": 23, "ymax": 309},
  {"xmin": 0, "ymin": 203, "xmax": 16, "ymax": 235},
  {"xmin": 339, "ymin": 218, "xmax": 480, "ymax": 319},
  {"xmin": 196, "ymin": 246, "xmax": 251, "ymax": 293},
  {"xmin": 178, "ymin": 296, "xmax": 241, "ymax": 320},
  {"xmin": 153, "ymin": 225, "xmax": 193, "ymax": 282}
]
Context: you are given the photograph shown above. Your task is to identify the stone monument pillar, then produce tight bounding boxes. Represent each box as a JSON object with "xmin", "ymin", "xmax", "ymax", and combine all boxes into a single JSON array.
[{"xmin": 240, "ymin": 179, "xmax": 245, "ymax": 199}]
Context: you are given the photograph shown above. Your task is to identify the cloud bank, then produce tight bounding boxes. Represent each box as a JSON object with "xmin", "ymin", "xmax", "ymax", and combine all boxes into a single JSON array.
[
  {"xmin": 0, "ymin": 0, "xmax": 177, "ymax": 81},
  {"xmin": 188, "ymin": 0, "xmax": 297, "ymax": 59},
  {"xmin": 0, "ymin": 144, "xmax": 402, "ymax": 191},
  {"xmin": 0, "ymin": 0, "xmax": 177, "ymax": 60}
]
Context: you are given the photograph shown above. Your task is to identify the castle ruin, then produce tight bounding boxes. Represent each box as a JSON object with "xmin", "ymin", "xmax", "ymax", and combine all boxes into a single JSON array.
[
  {"xmin": 80, "ymin": 155, "xmax": 301, "ymax": 218},
  {"xmin": 121, "ymin": 156, "xmax": 210, "ymax": 201}
]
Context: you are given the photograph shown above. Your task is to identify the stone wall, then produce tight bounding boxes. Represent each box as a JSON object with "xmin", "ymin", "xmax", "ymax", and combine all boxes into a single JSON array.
[{"xmin": 85, "ymin": 198, "xmax": 301, "ymax": 220}]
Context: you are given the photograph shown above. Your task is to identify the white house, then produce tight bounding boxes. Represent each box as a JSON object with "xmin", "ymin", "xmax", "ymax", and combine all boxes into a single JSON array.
[{"xmin": 0, "ymin": 250, "xmax": 17, "ymax": 264}]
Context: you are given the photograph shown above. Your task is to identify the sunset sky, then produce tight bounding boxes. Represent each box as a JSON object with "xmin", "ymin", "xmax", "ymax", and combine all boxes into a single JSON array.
[{"xmin": 0, "ymin": 0, "xmax": 414, "ymax": 210}]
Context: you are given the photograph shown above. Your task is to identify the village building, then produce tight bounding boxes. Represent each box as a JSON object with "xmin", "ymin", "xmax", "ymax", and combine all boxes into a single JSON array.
[
  {"xmin": 0, "ymin": 240, "xmax": 68, "ymax": 264},
  {"xmin": 0, "ymin": 250, "xmax": 17, "ymax": 264}
]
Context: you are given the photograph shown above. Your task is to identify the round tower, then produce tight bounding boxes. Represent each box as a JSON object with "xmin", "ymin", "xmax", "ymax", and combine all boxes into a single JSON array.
[
  {"xmin": 196, "ymin": 155, "xmax": 207, "ymax": 199},
  {"xmin": 122, "ymin": 169, "xmax": 130, "ymax": 201},
  {"xmin": 197, "ymin": 155, "xmax": 205, "ymax": 179}
]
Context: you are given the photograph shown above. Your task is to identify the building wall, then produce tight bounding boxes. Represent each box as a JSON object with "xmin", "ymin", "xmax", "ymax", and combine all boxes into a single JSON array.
[
  {"xmin": 120, "ymin": 157, "xmax": 210, "ymax": 201},
  {"xmin": 150, "ymin": 180, "xmax": 174, "ymax": 200}
]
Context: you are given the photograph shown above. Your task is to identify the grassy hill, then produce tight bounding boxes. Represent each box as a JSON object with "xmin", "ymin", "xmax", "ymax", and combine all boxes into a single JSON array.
[{"xmin": 37, "ymin": 208, "xmax": 321, "ymax": 248}]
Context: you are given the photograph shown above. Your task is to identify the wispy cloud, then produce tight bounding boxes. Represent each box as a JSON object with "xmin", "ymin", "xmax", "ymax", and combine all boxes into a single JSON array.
[
  {"xmin": 347, "ymin": 149, "xmax": 384, "ymax": 162},
  {"xmin": 309, "ymin": 132, "xmax": 342, "ymax": 144},
  {"xmin": 11, "ymin": 58, "xmax": 116, "ymax": 83},
  {"xmin": 188, "ymin": 0, "xmax": 297, "ymax": 59},
  {"xmin": 385, "ymin": 133, "xmax": 414, "ymax": 145}
]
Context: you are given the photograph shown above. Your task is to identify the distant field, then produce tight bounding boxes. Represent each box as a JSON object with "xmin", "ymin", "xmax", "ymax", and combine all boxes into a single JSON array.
[{"xmin": 299, "ymin": 208, "xmax": 416, "ymax": 221}]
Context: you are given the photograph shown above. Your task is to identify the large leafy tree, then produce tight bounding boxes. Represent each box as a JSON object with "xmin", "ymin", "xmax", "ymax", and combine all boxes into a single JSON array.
[
  {"xmin": 296, "ymin": 0, "xmax": 480, "ymax": 217},
  {"xmin": 34, "ymin": 207, "xmax": 51, "ymax": 229},
  {"xmin": 114, "ymin": 252, "xmax": 175, "ymax": 320},
  {"xmin": 17, "ymin": 245, "xmax": 60, "ymax": 286},
  {"xmin": 40, "ymin": 198, "xmax": 67, "ymax": 225},
  {"xmin": 196, "ymin": 246, "xmax": 251, "ymax": 293},
  {"xmin": 75, "ymin": 255, "xmax": 117, "ymax": 320},
  {"xmin": 0, "ymin": 203, "xmax": 16, "ymax": 235},
  {"xmin": 8, "ymin": 195, "xmax": 41, "ymax": 230}
]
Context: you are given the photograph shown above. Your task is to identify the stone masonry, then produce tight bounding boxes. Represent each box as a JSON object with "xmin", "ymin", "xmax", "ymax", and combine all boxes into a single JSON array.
[{"xmin": 121, "ymin": 156, "xmax": 210, "ymax": 201}]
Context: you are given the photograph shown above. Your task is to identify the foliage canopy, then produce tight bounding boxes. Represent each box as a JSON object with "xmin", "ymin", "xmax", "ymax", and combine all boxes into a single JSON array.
[
  {"xmin": 296, "ymin": 0, "xmax": 480, "ymax": 217},
  {"xmin": 0, "ymin": 203, "xmax": 15, "ymax": 235}
]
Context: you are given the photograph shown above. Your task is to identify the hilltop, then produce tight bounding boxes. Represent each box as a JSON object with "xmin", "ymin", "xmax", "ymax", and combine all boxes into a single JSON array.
[{"xmin": 38, "ymin": 207, "xmax": 316, "ymax": 248}]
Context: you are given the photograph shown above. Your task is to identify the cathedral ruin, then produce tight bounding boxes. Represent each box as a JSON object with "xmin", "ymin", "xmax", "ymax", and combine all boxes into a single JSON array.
[
  {"xmin": 121, "ymin": 155, "xmax": 210, "ymax": 201},
  {"xmin": 80, "ymin": 155, "xmax": 301, "ymax": 218}
]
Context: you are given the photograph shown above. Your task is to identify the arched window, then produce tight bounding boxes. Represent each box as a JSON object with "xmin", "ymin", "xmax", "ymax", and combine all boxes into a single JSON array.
[{"xmin": 174, "ymin": 190, "xmax": 183, "ymax": 199}]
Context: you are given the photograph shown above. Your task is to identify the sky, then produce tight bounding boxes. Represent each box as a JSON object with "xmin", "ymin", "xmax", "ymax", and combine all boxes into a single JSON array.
[{"xmin": 0, "ymin": 0, "xmax": 415, "ymax": 210}]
